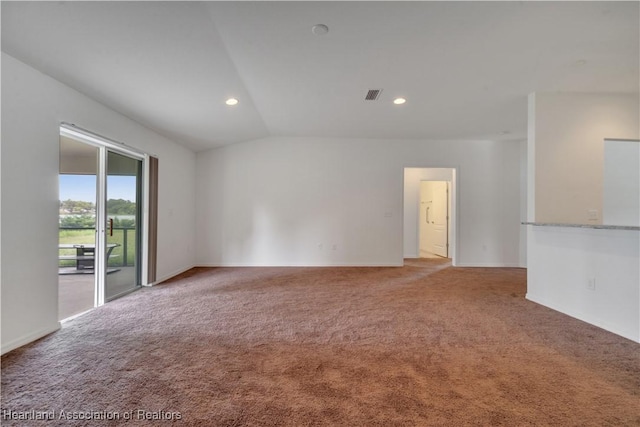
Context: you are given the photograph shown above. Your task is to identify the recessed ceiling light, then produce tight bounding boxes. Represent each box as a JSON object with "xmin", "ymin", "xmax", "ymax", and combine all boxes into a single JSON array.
[
  {"xmin": 393, "ymin": 97, "xmax": 406, "ymax": 105},
  {"xmin": 312, "ymin": 24, "xmax": 329, "ymax": 36},
  {"xmin": 225, "ymin": 98, "xmax": 239, "ymax": 106}
]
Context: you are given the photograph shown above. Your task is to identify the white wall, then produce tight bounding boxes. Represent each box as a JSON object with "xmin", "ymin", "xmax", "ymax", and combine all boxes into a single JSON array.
[
  {"xmin": 403, "ymin": 168, "xmax": 453, "ymax": 260},
  {"xmin": 501, "ymin": 139, "xmax": 525, "ymax": 268},
  {"xmin": 529, "ymin": 92, "xmax": 639, "ymax": 224},
  {"xmin": 527, "ymin": 92, "xmax": 640, "ymax": 342},
  {"xmin": 196, "ymin": 136, "xmax": 523, "ymax": 267},
  {"xmin": 519, "ymin": 139, "xmax": 528, "ymax": 267},
  {"xmin": 603, "ymin": 140, "xmax": 640, "ymax": 226},
  {"xmin": 1, "ymin": 53, "xmax": 197, "ymax": 354},
  {"xmin": 527, "ymin": 226, "xmax": 639, "ymax": 342}
]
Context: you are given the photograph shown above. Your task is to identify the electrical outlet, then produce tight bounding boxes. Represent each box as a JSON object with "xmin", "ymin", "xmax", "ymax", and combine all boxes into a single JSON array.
[
  {"xmin": 587, "ymin": 278, "xmax": 596, "ymax": 290},
  {"xmin": 587, "ymin": 209, "xmax": 599, "ymax": 221}
]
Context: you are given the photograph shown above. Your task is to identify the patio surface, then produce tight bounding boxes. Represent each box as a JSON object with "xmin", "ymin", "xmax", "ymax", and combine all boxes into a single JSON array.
[{"xmin": 58, "ymin": 267, "xmax": 137, "ymax": 320}]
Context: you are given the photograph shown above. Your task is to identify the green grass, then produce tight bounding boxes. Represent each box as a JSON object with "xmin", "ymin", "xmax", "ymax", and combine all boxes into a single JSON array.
[{"xmin": 59, "ymin": 228, "xmax": 137, "ymax": 267}]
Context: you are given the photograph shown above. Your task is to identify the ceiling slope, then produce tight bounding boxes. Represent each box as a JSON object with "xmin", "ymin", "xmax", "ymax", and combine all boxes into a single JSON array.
[
  {"xmin": 3, "ymin": 2, "xmax": 638, "ymax": 151},
  {"xmin": 2, "ymin": 1, "xmax": 268, "ymax": 151}
]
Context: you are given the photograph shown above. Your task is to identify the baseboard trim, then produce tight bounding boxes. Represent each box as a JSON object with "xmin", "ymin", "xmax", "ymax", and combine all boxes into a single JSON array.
[
  {"xmin": 454, "ymin": 263, "xmax": 524, "ymax": 268},
  {"xmin": 195, "ymin": 262, "xmax": 404, "ymax": 267},
  {"xmin": 526, "ymin": 293, "xmax": 639, "ymax": 343},
  {"xmin": 149, "ymin": 264, "xmax": 197, "ymax": 285},
  {"xmin": 1, "ymin": 323, "xmax": 61, "ymax": 355}
]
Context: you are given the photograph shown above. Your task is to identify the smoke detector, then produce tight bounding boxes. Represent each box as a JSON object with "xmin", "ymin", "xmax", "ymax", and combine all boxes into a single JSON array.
[{"xmin": 312, "ymin": 24, "xmax": 329, "ymax": 35}]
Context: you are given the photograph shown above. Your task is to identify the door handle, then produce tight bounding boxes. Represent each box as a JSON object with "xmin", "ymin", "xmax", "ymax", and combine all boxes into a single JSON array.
[
  {"xmin": 109, "ymin": 218, "xmax": 113, "ymax": 237},
  {"xmin": 426, "ymin": 207, "xmax": 430, "ymax": 223}
]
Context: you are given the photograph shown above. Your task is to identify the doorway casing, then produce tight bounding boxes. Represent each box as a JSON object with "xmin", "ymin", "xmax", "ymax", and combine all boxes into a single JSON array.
[{"xmin": 403, "ymin": 167, "xmax": 457, "ymax": 266}]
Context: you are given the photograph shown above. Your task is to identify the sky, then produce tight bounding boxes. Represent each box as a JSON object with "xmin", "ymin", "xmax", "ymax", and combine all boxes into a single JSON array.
[{"xmin": 59, "ymin": 175, "xmax": 136, "ymax": 202}]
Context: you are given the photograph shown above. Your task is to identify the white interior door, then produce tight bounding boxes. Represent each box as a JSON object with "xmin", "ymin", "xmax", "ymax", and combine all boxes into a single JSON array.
[
  {"xmin": 420, "ymin": 181, "xmax": 449, "ymax": 258},
  {"xmin": 419, "ymin": 183, "xmax": 430, "ymax": 255}
]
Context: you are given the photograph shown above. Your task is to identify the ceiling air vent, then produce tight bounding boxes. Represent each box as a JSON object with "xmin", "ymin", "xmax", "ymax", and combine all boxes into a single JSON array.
[{"xmin": 365, "ymin": 89, "xmax": 382, "ymax": 101}]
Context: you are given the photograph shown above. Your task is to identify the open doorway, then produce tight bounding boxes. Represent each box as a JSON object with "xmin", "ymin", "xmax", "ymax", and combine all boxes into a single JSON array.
[{"xmin": 403, "ymin": 168, "xmax": 456, "ymax": 265}]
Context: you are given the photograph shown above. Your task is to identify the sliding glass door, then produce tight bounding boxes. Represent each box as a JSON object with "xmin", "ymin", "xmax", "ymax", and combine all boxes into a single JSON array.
[
  {"xmin": 59, "ymin": 125, "xmax": 147, "ymax": 316},
  {"xmin": 105, "ymin": 150, "xmax": 143, "ymax": 300}
]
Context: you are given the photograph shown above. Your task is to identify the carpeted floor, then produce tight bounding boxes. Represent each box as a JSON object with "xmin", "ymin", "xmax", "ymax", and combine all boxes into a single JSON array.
[{"xmin": 2, "ymin": 259, "xmax": 639, "ymax": 426}]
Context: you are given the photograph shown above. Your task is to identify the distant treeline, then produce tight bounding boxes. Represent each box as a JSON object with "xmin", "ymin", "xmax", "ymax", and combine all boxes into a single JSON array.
[
  {"xmin": 59, "ymin": 199, "xmax": 95, "ymax": 214},
  {"xmin": 60, "ymin": 198, "xmax": 136, "ymax": 215},
  {"xmin": 106, "ymin": 198, "xmax": 137, "ymax": 215},
  {"xmin": 59, "ymin": 199, "xmax": 136, "ymax": 228}
]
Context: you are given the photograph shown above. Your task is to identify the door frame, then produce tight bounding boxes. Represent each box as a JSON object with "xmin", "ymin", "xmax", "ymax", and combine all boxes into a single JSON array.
[
  {"xmin": 403, "ymin": 167, "xmax": 457, "ymax": 266},
  {"xmin": 60, "ymin": 124, "xmax": 150, "ymax": 307}
]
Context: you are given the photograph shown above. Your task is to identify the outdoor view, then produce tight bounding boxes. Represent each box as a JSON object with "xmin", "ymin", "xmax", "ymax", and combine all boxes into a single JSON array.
[
  {"xmin": 58, "ymin": 135, "xmax": 143, "ymax": 320},
  {"xmin": 59, "ymin": 175, "xmax": 138, "ymax": 271}
]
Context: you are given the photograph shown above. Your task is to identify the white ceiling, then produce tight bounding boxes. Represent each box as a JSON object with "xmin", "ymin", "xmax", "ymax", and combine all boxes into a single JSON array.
[{"xmin": 2, "ymin": 1, "xmax": 638, "ymax": 152}]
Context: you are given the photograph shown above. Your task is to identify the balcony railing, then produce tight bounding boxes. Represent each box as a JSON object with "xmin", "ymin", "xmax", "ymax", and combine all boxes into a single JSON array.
[{"xmin": 59, "ymin": 227, "xmax": 136, "ymax": 268}]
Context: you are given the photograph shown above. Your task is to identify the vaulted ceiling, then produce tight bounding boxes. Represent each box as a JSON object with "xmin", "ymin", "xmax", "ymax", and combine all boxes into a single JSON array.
[{"xmin": 2, "ymin": 1, "xmax": 638, "ymax": 152}]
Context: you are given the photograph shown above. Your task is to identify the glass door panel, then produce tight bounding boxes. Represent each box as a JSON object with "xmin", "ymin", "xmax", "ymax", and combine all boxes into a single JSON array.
[
  {"xmin": 105, "ymin": 150, "xmax": 142, "ymax": 300},
  {"xmin": 58, "ymin": 137, "xmax": 99, "ymax": 320}
]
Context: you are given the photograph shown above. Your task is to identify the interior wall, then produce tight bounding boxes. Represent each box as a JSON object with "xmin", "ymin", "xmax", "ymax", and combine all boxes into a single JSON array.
[
  {"xmin": 403, "ymin": 168, "xmax": 453, "ymax": 260},
  {"xmin": 603, "ymin": 140, "xmax": 640, "ymax": 226},
  {"xmin": 501, "ymin": 139, "xmax": 525, "ymax": 267},
  {"xmin": 518, "ymin": 139, "xmax": 528, "ymax": 267},
  {"xmin": 526, "ymin": 91, "xmax": 640, "ymax": 342},
  {"xmin": 527, "ymin": 226, "xmax": 639, "ymax": 342},
  {"xmin": 196, "ymin": 136, "xmax": 523, "ymax": 267},
  {"xmin": 1, "ymin": 53, "xmax": 197, "ymax": 354},
  {"xmin": 529, "ymin": 92, "xmax": 640, "ymax": 224}
]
